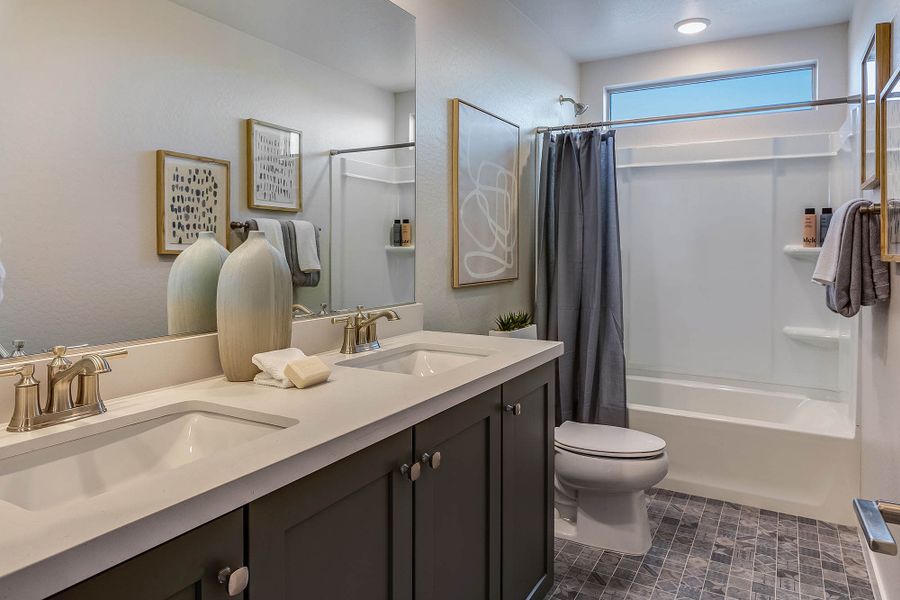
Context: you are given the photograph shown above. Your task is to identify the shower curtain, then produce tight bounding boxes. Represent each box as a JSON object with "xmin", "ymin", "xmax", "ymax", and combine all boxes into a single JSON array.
[{"xmin": 535, "ymin": 129, "xmax": 627, "ymax": 427}]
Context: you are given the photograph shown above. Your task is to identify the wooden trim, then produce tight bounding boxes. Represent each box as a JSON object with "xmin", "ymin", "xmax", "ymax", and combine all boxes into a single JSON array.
[
  {"xmin": 879, "ymin": 66, "xmax": 900, "ymax": 261},
  {"xmin": 156, "ymin": 149, "xmax": 231, "ymax": 256},
  {"xmin": 861, "ymin": 23, "xmax": 892, "ymax": 190},
  {"xmin": 246, "ymin": 118, "xmax": 303, "ymax": 212},
  {"xmin": 450, "ymin": 98, "xmax": 521, "ymax": 288}
]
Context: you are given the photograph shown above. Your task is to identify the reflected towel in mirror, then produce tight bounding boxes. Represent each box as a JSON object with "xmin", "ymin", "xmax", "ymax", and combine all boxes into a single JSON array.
[{"xmin": 281, "ymin": 220, "xmax": 321, "ymax": 287}]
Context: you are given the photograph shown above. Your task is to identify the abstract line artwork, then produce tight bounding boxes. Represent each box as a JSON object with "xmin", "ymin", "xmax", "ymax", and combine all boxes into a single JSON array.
[
  {"xmin": 157, "ymin": 150, "xmax": 230, "ymax": 255},
  {"xmin": 247, "ymin": 119, "xmax": 302, "ymax": 212},
  {"xmin": 451, "ymin": 99, "xmax": 520, "ymax": 287}
]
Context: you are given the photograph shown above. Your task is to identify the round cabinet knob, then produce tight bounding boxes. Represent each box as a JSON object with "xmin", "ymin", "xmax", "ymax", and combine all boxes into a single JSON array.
[
  {"xmin": 401, "ymin": 462, "xmax": 421, "ymax": 482},
  {"xmin": 422, "ymin": 451, "xmax": 442, "ymax": 470},
  {"xmin": 504, "ymin": 403, "xmax": 523, "ymax": 416},
  {"xmin": 217, "ymin": 566, "xmax": 249, "ymax": 597}
]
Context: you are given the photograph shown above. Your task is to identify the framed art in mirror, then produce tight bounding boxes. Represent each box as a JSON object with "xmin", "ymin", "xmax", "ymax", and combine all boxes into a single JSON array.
[
  {"xmin": 247, "ymin": 119, "xmax": 302, "ymax": 212},
  {"xmin": 861, "ymin": 22, "xmax": 892, "ymax": 190},
  {"xmin": 450, "ymin": 98, "xmax": 520, "ymax": 288},
  {"xmin": 879, "ymin": 66, "xmax": 900, "ymax": 261},
  {"xmin": 156, "ymin": 150, "xmax": 231, "ymax": 256}
]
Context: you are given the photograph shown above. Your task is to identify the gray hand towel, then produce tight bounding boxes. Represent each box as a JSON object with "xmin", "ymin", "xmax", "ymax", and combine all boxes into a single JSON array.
[
  {"xmin": 826, "ymin": 201, "xmax": 865, "ymax": 317},
  {"xmin": 868, "ymin": 210, "xmax": 891, "ymax": 302},
  {"xmin": 280, "ymin": 221, "xmax": 321, "ymax": 288}
]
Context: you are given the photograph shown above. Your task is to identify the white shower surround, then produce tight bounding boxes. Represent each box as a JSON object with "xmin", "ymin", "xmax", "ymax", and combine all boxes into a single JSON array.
[
  {"xmin": 628, "ymin": 374, "xmax": 859, "ymax": 525},
  {"xmin": 618, "ymin": 128, "xmax": 860, "ymax": 525}
]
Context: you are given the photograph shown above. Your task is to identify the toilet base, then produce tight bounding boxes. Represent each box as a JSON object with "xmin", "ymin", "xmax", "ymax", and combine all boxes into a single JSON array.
[{"xmin": 554, "ymin": 490, "xmax": 651, "ymax": 555}]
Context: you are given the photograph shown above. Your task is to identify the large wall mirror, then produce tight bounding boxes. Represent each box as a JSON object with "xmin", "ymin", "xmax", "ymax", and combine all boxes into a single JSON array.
[{"xmin": 0, "ymin": 0, "xmax": 415, "ymax": 360}]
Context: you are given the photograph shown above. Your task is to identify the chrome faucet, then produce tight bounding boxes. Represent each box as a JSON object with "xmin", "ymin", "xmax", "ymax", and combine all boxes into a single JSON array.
[
  {"xmin": 331, "ymin": 306, "xmax": 400, "ymax": 354},
  {"xmin": 1, "ymin": 346, "xmax": 127, "ymax": 432}
]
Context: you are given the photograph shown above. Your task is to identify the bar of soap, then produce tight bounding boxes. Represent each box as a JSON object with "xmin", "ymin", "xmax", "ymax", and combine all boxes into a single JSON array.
[{"xmin": 284, "ymin": 356, "xmax": 331, "ymax": 389}]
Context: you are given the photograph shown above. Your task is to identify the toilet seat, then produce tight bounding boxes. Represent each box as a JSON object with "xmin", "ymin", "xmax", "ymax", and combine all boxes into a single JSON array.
[{"xmin": 554, "ymin": 421, "xmax": 666, "ymax": 459}]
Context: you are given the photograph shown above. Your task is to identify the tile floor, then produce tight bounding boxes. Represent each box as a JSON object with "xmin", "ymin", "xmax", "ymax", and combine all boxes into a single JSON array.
[{"xmin": 547, "ymin": 489, "xmax": 873, "ymax": 600}]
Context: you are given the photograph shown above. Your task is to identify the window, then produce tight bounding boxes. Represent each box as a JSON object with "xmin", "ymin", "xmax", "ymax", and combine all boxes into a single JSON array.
[{"xmin": 607, "ymin": 64, "xmax": 816, "ymax": 124}]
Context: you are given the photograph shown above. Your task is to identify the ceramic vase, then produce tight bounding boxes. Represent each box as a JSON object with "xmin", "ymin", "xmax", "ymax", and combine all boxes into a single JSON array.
[
  {"xmin": 216, "ymin": 230, "xmax": 292, "ymax": 381},
  {"xmin": 488, "ymin": 324, "xmax": 538, "ymax": 340},
  {"xmin": 167, "ymin": 231, "xmax": 230, "ymax": 335}
]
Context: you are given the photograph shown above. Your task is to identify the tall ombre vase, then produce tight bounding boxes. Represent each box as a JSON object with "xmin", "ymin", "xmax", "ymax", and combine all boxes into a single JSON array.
[
  {"xmin": 167, "ymin": 231, "xmax": 230, "ymax": 336},
  {"xmin": 216, "ymin": 230, "xmax": 292, "ymax": 381}
]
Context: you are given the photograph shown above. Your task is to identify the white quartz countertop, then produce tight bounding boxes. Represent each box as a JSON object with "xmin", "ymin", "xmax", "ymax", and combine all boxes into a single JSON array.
[{"xmin": 0, "ymin": 330, "xmax": 562, "ymax": 599}]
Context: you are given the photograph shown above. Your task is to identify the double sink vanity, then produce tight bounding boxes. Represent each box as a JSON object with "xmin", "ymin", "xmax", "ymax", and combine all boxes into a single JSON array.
[{"xmin": 0, "ymin": 329, "xmax": 562, "ymax": 599}]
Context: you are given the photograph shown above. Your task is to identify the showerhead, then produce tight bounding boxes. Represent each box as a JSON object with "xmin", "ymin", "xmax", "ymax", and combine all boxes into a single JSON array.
[{"xmin": 559, "ymin": 95, "xmax": 589, "ymax": 116}]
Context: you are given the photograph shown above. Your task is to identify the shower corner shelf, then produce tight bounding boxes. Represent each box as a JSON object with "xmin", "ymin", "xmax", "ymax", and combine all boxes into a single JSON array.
[
  {"xmin": 385, "ymin": 245, "xmax": 415, "ymax": 253},
  {"xmin": 782, "ymin": 326, "xmax": 840, "ymax": 349},
  {"xmin": 783, "ymin": 245, "xmax": 821, "ymax": 261}
]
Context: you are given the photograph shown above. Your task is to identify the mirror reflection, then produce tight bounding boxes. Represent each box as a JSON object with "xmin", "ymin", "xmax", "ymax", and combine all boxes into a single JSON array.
[{"xmin": 0, "ymin": 0, "xmax": 415, "ymax": 359}]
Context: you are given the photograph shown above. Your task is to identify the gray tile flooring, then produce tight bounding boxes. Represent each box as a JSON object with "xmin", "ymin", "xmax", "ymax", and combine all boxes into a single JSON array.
[{"xmin": 547, "ymin": 489, "xmax": 874, "ymax": 600}]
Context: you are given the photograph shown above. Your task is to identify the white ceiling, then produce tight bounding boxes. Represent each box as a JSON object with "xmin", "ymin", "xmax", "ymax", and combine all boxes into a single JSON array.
[
  {"xmin": 508, "ymin": 0, "xmax": 854, "ymax": 63},
  {"xmin": 170, "ymin": 0, "xmax": 415, "ymax": 92}
]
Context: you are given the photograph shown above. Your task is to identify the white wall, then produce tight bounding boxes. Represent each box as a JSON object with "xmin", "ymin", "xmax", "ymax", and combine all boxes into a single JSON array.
[
  {"xmin": 580, "ymin": 24, "xmax": 849, "ymax": 147},
  {"xmin": 848, "ymin": 3, "xmax": 900, "ymax": 599},
  {"xmin": 391, "ymin": 0, "xmax": 579, "ymax": 334},
  {"xmin": 0, "ymin": 0, "xmax": 400, "ymax": 353}
]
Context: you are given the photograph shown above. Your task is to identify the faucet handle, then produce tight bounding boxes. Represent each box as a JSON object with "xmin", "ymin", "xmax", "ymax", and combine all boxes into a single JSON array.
[
  {"xmin": 2, "ymin": 363, "xmax": 42, "ymax": 432},
  {"xmin": 0, "ymin": 362, "xmax": 35, "ymax": 380}
]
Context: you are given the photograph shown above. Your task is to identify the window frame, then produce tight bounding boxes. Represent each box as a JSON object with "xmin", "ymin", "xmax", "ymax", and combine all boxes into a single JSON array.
[{"xmin": 604, "ymin": 62, "xmax": 818, "ymax": 124}]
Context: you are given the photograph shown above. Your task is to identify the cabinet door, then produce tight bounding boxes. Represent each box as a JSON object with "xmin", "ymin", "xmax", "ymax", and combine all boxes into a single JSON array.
[
  {"xmin": 501, "ymin": 363, "xmax": 555, "ymax": 600},
  {"xmin": 414, "ymin": 388, "xmax": 502, "ymax": 600},
  {"xmin": 247, "ymin": 429, "xmax": 413, "ymax": 600},
  {"xmin": 51, "ymin": 510, "xmax": 244, "ymax": 600}
]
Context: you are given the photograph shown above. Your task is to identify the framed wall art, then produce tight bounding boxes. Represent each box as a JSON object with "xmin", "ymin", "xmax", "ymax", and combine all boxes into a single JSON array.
[
  {"xmin": 861, "ymin": 22, "xmax": 892, "ymax": 190},
  {"xmin": 247, "ymin": 119, "xmax": 302, "ymax": 212},
  {"xmin": 880, "ymin": 66, "xmax": 900, "ymax": 261},
  {"xmin": 450, "ymin": 98, "xmax": 520, "ymax": 288},
  {"xmin": 156, "ymin": 150, "xmax": 230, "ymax": 255}
]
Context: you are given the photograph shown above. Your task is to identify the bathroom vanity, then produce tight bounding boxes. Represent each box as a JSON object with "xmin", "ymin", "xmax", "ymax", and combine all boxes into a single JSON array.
[{"xmin": 0, "ymin": 331, "xmax": 562, "ymax": 600}]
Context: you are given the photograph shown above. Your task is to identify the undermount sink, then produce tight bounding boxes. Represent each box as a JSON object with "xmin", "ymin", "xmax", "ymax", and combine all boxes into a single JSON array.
[
  {"xmin": 337, "ymin": 343, "xmax": 491, "ymax": 377},
  {"xmin": 0, "ymin": 403, "xmax": 295, "ymax": 511}
]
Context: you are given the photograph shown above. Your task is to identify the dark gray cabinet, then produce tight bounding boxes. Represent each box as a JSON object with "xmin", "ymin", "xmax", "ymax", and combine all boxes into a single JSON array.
[
  {"xmin": 501, "ymin": 362, "xmax": 555, "ymax": 600},
  {"xmin": 50, "ymin": 510, "xmax": 244, "ymax": 600},
  {"xmin": 52, "ymin": 364, "xmax": 556, "ymax": 600},
  {"xmin": 247, "ymin": 429, "xmax": 414, "ymax": 600},
  {"xmin": 414, "ymin": 388, "xmax": 502, "ymax": 600}
]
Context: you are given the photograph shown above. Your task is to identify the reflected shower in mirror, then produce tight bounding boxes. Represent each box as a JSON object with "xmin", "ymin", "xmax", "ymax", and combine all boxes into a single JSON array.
[{"xmin": 0, "ymin": 0, "xmax": 414, "ymax": 360}]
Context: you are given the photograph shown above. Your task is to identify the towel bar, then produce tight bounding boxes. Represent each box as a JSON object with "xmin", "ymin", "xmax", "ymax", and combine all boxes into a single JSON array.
[
  {"xmin": 230, "ymin": 221, "xmax": 322, "ymax": 232},
  {"xmin": 860, "ymin": 204, "xmax": 881, "ymax": 215}
]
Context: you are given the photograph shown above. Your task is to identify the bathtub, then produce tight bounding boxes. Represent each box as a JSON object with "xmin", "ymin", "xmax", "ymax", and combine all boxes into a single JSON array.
[{"xmin": 627, "ymin": 375, "xmax": 859, "ymax": 525}]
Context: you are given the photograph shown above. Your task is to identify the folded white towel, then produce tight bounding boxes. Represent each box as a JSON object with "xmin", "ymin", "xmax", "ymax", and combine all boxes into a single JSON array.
[
  {"xmin": 252, "ymin": 347, "xmax": 306, "ymax": 388},
  {"xmin": 292, "ymin": 220, "xmax": 321, "ymax": 272},
  {"xmin": 813, "ymin": 199, "xmax": 860, "ymax": 285},
  {"xmin": 256, "ymin": 218, "xmax": 286, "ymax": 256}
]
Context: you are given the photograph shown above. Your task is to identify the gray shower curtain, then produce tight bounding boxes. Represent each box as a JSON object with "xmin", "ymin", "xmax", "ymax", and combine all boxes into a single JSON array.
[{"xmin": 535, "ymin": 129, "xmax": 627, "ymax": 427}]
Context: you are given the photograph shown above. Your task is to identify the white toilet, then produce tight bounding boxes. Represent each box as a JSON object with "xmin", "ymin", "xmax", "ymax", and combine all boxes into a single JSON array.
[{"xmin": 554, "ymin": 421, "xmax": 668, "ymax": 555}]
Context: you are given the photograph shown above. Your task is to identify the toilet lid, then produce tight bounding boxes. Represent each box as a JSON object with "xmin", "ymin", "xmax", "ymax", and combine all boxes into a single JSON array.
[{"xmin": 554, "ymin": 421, "xmax": 666, "ymax": 459}]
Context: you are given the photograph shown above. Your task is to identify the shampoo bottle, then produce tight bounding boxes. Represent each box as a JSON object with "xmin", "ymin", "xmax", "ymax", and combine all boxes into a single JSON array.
[
  {"xmin": 391, "ymin": 219, "xmax": 402, "ymax": 246},
  {"xmin": 819, "ymin": 207, "xmax": 833, "ymax": 246},
  {"xmin": 803, "ymin": 208, "xmax": 817, "ymax": 248},
  {"xmin": 401, "ymin": 219, "xmax": 412, "ymax": 247}
]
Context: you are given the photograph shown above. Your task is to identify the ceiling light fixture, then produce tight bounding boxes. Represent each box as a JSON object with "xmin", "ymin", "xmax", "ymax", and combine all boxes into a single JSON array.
[{"xmin": 675, "ymin": 18, "xmax": 710, "ymax": 35}]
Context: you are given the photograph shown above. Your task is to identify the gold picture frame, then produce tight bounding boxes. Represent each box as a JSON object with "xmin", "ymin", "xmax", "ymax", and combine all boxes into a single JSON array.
[
  {"xmin": 879, "ymin": 66, "xmax": 900, "ymax": 261},
  {"xmin": 156, "ymin": 150, "xmax": 231, "ymax": 256},
  {"xmin": 246, "ymin": 119, "xmax": 302, "ymax": 212},
  {"xmin": 451, "ymin": 98, "xmax": 520, "ymax": 288},
  {"xmin": 861, "ymin": 22, "xmax": 892, "ymax": 190}
]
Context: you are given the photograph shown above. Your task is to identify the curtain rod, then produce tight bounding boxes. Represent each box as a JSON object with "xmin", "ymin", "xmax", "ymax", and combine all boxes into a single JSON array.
[
  {"xmin": 330, "ymin": 142, "xmax": 415, "ymax": 155},
  {"xmin": 536, "ymin": 95, "xmax": 861, "ymax": 133}
]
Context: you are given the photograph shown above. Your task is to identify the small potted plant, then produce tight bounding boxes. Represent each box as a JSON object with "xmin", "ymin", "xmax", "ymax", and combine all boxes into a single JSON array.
[{"xmin": 489, "ymin": 311, "xmax": 537, "ymax": 340}]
